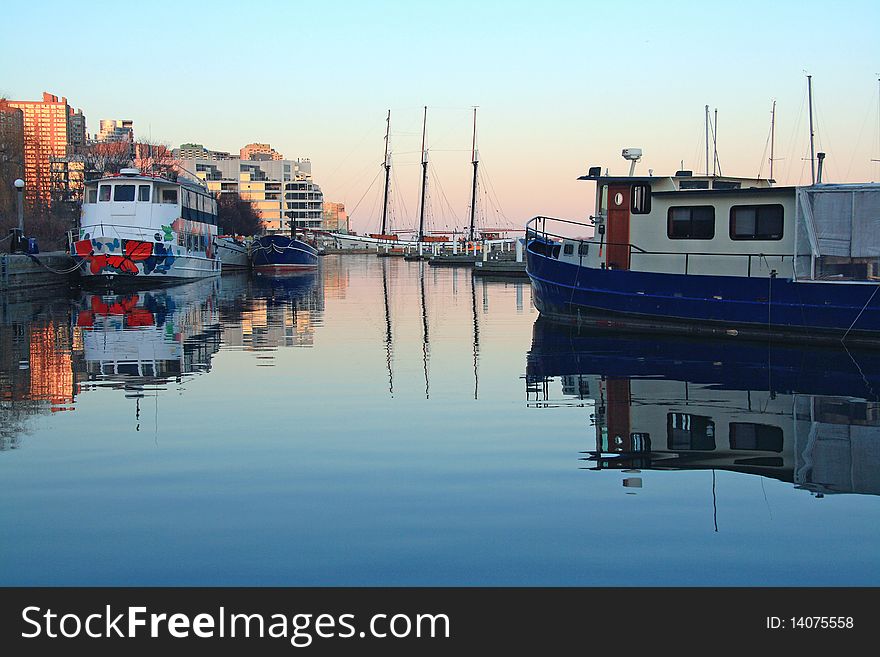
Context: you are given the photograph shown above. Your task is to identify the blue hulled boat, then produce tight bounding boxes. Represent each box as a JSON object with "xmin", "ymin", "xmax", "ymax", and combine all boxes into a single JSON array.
[
  {"xmin": 526, "ymin": 150, "xmax": 880, "ymax": 347},
  {"xmin": 250, "ymin": 234, "xmax": 318, "ymax": 272}
]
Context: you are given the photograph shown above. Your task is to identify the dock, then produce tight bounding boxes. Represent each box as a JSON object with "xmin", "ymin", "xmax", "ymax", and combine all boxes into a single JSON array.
[
  {"xmin": 473, "ymin": 259, "xmax": 529, "ymax": 278},
  {"xmin": 0, "ymin": 251, "xmax": 80, "ymax": 292},
  {"xmin": 428, "ymin": 254, "xmax": 479, "ymax": 267}
]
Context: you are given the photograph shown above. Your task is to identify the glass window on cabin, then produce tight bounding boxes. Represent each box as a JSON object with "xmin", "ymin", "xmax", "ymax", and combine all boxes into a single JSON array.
[
  {"xmin": 729, "ymin": 423, "xmax": 783, "ymax": 452},
  {"xmin": 667, "ymin": 413, "xmax": 716, "ymax": 451},
  {"xmin": 162, "ymin": 189, "xmax": 178, "ymax": 204},
  {"xmin": 730, "ymin": 204, "xmax": 783, "ymax": 240},
  {"xmin": 138, "ymin": 185, "xmax": 151, "ymax": 202},
  {"xmin": 87, "ymin": 188, "xmax": 98, "ymax": 204},
  {"xmin": 563, "ymin": 243, "xmax": 574, "ymax": 255},
  {"xmin": 713, "ymin": 180, "xmax": 742, "ymax": 190},
  {"xmin": 114, "ymin": 184, "xmax": 136, "ymax": 202},
  {"xmin": 679, "ymin": 179, "xmax": 710, "ymax": 190},
  {"xmin": 667, "ymin": 206, "xmax": 715, "ymax": 239},
  {"xmin": 598, "ymin": 184, "xmax": 608, "ymax": 216},
  {"xmin": 631, "ymin": 184, "xmax": 651, "ymax": 214},
  {"xmin": 578, "ymin": 243, "xmax": 589, "ymax": 256},
  {"xmin": 99, "ymin": 185, "xmax": 111, "ymax": 201}
]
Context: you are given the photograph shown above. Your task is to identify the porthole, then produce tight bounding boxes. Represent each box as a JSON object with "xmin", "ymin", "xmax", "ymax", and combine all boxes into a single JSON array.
[{"xmin": 614, "ymin": 192, "xmax": 624, "ymax": 206}]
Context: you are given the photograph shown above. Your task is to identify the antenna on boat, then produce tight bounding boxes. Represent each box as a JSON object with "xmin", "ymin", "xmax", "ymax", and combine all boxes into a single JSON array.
[
  {"xmin": 713, "ymin": 108, "xmax": 718, "ymax": 177},
  {"xmin": 380, "ymin": 109, "xmax": 392, "ymax": 235},
  {"xmin": 705, "ymin": 105, "xmax": 710, "ymax": 176},
  {"xmin": 417, "ymin": 106, "xmax": 428, "ymax": 242},
  {"xmin": 873, "ymin": 77, "xmax": 880, "ymax": 170},
  {"xmin": 769, "ymin": 99, "xmax": 776, "ymax": 182},
  {"xmin": 807, "ymin": 74, "xmax": 816, "ymax": 184},
  {"xmin": 468, "ymin": 106, "xmax": 479, "ymax": 243}
]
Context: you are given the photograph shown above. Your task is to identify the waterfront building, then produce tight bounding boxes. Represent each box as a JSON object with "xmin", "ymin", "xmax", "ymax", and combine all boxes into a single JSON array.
[
  {"xmin": 173, "ymin": 143, "xmax": 231, "ymax": 161},
  {"xmin": 4, "ymin": 92, "xmax": 85, "ymax": 207},
  {"xmin": 240, "ymin": 142, "xmax": 283, "ymax": 161},
  {"xmin": 96, "ymin": 119, "xmax": 134, "ymax": 144},
  {"xmin": 182, "ymin": 156, "xmax": 324, "ymax": 233},
  {"xmin": 67, "ymin": 108, "xmax": 87, "ymax": 154},
  {"xmin": 322, "ymin": 201, "xmax": 349, "ymax": 233}
]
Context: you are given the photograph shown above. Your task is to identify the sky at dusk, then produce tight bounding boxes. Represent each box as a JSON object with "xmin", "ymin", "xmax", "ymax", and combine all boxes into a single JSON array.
[{"xmin": 2, "ymin": 0, "xmax": 878, "ymax": 233}]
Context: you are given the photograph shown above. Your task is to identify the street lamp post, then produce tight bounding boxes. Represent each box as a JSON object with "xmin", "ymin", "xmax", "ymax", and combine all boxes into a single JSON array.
[{"xmin": 12, "ymin": 178, "xmax": 24, "ymax": 252}]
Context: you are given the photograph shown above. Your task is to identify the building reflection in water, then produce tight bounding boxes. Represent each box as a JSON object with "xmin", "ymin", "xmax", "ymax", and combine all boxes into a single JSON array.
[
  {"xmin": 526, "ymin": 318, "xmax": 880, "ymax": 498},
  {"xmin": 222, "ymin": 270, "xmax": 323, "ymax": 358},
  {"xmin": 0, "ymin": 291, "xmax": 78, "ymax": 450}
]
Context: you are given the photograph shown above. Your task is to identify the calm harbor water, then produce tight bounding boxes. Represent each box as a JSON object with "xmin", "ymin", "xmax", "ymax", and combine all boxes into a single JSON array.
[{"xmin": 2, "ymin": 254, "xmax": 879, "ymax": 586}]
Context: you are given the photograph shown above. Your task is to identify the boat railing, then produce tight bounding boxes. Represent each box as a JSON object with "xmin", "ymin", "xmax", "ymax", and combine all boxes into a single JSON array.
[
  {"xmin": 526, "ymin": 215, "xmax": 792, "ymax": 277},
  {"xmin": 74, "ymin": 222, "xmax": 176, "ymax": 244}
]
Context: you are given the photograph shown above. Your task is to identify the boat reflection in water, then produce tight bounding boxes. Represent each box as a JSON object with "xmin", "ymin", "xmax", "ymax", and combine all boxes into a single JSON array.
[
  {"xmin": 229, "ymin": 270, "xmax": 323, "ymax": 355},
  {"xmin": 73, "ymin": 276, "xmax": 224, "ymax": 391},
  {"xmin": 526, "ymin": 317, "xmax": 880, "ymax": 497}
]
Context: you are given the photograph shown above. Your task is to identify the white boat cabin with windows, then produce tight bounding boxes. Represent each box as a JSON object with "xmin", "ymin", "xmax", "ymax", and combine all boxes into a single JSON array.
[{"xmin": 550, "ymin": 170, "xmax": 792, "ymax": 280}]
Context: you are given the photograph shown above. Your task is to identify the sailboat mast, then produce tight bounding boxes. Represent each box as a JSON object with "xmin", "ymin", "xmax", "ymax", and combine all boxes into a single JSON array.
[
  {"xmin": 417, "ymin": 106, "xmax": 428, "ymax": 242},
  {"xmin": 380, "ymin": 109, "xmax": 392, "ymax": 235},
  {"xmin": 807, "ymin": 74, "xmax": 816, "ymax": 184},
  {"xmin": 468, "ymin": 107, "xmax": 479, "ymax": 243},
  {"xmin": 769, "ymin": 99, "xmax": 776, "ymax": 182}
]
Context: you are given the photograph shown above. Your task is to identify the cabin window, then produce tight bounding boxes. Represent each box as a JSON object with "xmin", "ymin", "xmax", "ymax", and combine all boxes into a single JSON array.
[
  {"xmin": 99, "ymin": 185, "xmax": 111, "ymax": 201},
  {"xmin": 667, "ymin": 206, "xmax": 715, "ymax": 239},
  {"xmin": 162, "ymin": 189, "xmax": 178, "ymax": 204},
  {"xmin": 114, "ymin": 184, "xmax": 136, "ymax": 202},
  {"xmin": 578, "ymin": 243, "xmax": 589, "ymax": 256},
  {"xmin": 679, "ymin": 179, "xmax": 710, "ymax": 190},
  {"xmin": 729, "ymin": 423, "xmax": 783, "ymax": 452},
  {"xmin": 138, "ymin": 185, "xmax": 151, "ymax": 202},
  {"xmin": 631, "ymin": 184, "xmax": 651, "ymax": 214},
  {"xmin": 667, "ymin": 413, "xmax": 716, "ymax": 450},
  {"xmin": 713, "ymin": 180, "xmax": 741, "ymax": 190},
  {"xmin": 598, "ymin": 184, "xmax": 608, "ymax": 216},
  {"xmin": 729, "ymin": 204, "xmax": 784, "ymax": 240},
  {"xmin": 563, "ymin": 243, "xmax": 574, "ymax": 255},
  {"xmin": 86, "ymin": 188, "xmax": 98, "ymax": 203}
]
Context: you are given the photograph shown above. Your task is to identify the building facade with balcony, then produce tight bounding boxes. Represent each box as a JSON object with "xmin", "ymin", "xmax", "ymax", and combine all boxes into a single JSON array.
[{"xmin": 182, "ymin": 156, "xmax": 323, "ymax": 233}]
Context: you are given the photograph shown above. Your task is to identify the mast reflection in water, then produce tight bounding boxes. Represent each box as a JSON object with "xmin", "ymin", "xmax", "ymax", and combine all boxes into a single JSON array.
[{"xmin": 526, "ymin": 318, "xmax": 880, "ymax": 498}]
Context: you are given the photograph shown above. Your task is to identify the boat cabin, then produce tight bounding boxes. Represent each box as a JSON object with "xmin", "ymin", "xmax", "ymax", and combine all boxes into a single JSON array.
[
  {"xmin": 528, "ymin": 151, "xmax": 880, "ymax": 283},
  {"xmin": 81, "ymin": 168, "xmax": 218, "ymax": 234}
]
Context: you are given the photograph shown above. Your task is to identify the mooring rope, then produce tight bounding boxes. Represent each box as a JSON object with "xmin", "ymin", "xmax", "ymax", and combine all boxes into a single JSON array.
[{"xmin": 23, "ymin": 253, "xmax": 86, "ymax": 275}]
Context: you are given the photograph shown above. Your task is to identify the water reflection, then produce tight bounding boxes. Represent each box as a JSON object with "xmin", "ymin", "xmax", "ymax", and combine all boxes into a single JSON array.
[
  {"xmin": 227, "ymin": 270, "xmax": 323, "ymax": 356},
  {"xmin": 74, "ymin": 277, "xmax": 224, "ymax": 390},
  {"xmin": 0, "ymin": 269, "xmax": 325, "ymax": 444},
  {"xmin": 0, "ymin": 290, "xmax": 77, "ymax": 449},
  {"xmin": 526, "ymin": 318, "xmax": 880, "ymax": 498}
]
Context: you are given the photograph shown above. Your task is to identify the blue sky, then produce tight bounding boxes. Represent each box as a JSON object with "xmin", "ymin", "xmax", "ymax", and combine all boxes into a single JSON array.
[{"xmin": 2, "ymin": 0, "xmax": 878, "ymax": 231}]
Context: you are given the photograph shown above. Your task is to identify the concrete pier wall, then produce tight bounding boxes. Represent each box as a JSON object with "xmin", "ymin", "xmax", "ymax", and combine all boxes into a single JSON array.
[{"xmin": 0, "ymin": 252, "xmax": 79, "ymax": 292}]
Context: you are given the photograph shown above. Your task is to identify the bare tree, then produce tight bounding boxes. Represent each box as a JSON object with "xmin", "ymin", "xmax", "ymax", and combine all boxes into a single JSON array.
[{"xmin": 217, "ymin": 192, "xmax": 263, "ymax": 236}]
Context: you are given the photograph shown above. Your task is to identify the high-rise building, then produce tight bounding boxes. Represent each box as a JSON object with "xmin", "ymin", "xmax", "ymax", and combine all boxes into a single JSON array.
[
  {"xmin": 182, "ymin": 156, "xmax": 323, "ymax": 232},
  {"xmin": 322, "ymin": 202, "xmax": 349, "ymax": 233},
  {"xmin": 68, "ymin": 108, "xmax": 87, "ymax": 154},
  {"xmin": 4, "ymin": 92, "xmax": 85, "ymax": 207},
  {"xmin": 96, "ymin": 119, "xmax": 133, "ymax": 143},
  {"xmin": 240, "ymin": 142, "xmax": 283, "ymax": 161}
]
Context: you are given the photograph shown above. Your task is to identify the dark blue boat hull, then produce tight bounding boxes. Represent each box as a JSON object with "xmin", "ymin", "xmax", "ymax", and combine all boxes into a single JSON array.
[
  {"xmin": 526, "ymin": 239, "xmax": 880, "ymax": 345},
  {"xmin": 251, "ymin": 235, "xmax": 318, "ymax": 271}
]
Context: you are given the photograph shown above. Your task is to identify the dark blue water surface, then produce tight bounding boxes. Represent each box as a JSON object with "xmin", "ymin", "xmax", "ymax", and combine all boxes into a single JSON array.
[{"xmin": 2, "ymin": 255, "xmax": 879, "ymax": 586}]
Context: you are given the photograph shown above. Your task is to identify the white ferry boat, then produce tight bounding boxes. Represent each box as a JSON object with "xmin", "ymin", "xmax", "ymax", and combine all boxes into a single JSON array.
[{"xmin": 72, "ymin": 168, "xmax": 221, "ymax": 285}]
